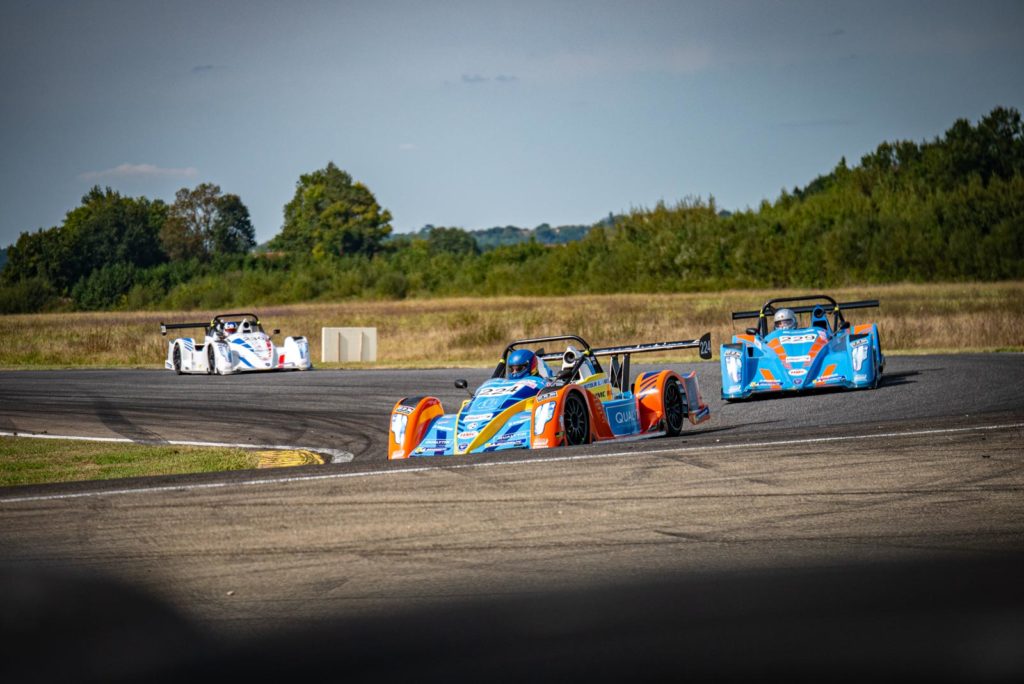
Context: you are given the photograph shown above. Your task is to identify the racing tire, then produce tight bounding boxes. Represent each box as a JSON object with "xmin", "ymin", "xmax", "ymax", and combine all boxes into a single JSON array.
[
  {"xmin": 562, "ymin": 392, "xmax": 590, "ymax": 447},
  {"xmin": 172, "ymin": 345, "xmax": 183, "ymax": 375},
  {"xmin": 207, "ymin": 345, "xmax": 218, "ymax": 376},
  {"xmin": 870, "ymin": 349, "xmax": 881, "ymax": 390},
  {"xmin": 663, "ymin": 378, "xmax": 685, "ymax": 437}
]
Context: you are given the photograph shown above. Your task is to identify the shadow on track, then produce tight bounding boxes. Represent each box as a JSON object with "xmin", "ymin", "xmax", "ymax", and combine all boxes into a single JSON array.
[{"xmin": 4, "ymin": 555, "xmax": 1022, "ymax": 682}]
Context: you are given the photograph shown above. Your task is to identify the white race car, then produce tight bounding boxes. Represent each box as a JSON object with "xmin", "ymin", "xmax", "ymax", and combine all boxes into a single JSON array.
[{"xmin": 160, "ymin": 313, "xmax": 313, "ymax": 375}]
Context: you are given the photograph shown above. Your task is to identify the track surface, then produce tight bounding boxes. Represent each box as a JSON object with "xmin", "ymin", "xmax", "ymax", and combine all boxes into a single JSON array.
[
  {"xmin": 1, "ymin": 355, "xmax": 1023, "ymax": 677},
  {"xmin": 1, "ymin": 354, "xmax": 1021, "ymax": 462}
]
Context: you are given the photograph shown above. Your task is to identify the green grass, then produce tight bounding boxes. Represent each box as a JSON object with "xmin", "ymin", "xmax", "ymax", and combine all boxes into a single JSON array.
[{"xmin": 0, "ymin": 437, "xmax": 259, "ymax": 487}]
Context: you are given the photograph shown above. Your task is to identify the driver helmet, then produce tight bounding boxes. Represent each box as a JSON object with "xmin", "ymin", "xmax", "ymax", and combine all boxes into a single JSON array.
[
  {"xmin": 773, "ymin": 308, "xmax": 797, "ymax": 330},
  {"xmin": 507, "ymin": 349, "xmax": 538, "ymax": 379},
  {"xmin": 224, "ymin": 321, "xmax": 238, "ymax": 335}
]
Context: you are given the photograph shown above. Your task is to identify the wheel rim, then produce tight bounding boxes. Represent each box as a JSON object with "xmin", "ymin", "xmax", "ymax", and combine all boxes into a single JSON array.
[
  {"xmin": 563, "ymin": 393, "xmax": 589, "ymax": 446},
  {"xmin": 664, "ymin": 380, "xmax": 684, "ymax": 434}
]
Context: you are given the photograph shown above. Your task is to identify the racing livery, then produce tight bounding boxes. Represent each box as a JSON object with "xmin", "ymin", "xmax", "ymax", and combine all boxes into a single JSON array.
[
  {"xmin": 160, "ymin": 313, "xmax": 312, "ymax": 375},
  {"xmin": 389, "ymin": 333, "xmax": 713, "ymax": 459},
  {"xmin": 720, "ymin": 295, "xmax": 884, "ymax": 399}
]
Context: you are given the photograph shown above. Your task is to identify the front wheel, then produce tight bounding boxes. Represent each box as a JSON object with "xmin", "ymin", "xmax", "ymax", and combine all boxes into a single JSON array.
[
  {"xmin": 172, "ymin": 345, "xmax": 183, "ymax": 375},
  {"xmin": 663, "ymin": 378, "xmax": 685, "ymax": 436},
  {"xmin": 562, "ymin": 392, "xmax": 590, "ymax": 446},
  {"xmin": 207, "ymin": 345, "xmax": 218, "ymax": 375}
]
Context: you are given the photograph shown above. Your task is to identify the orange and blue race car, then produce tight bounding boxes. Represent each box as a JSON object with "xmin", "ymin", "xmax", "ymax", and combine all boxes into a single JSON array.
[
  {"xmin": 720, "ymin": 294, "xmax": 884, "ymax": 399},
  {"xmin": 388, "ymin": 333, "xmax": 713, "ymax": 459}
]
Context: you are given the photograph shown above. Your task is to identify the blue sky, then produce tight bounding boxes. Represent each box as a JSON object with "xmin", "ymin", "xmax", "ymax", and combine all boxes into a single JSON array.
[{"xmin": 1, "ymin": 0, "xmax": 1022, "ymax": 247}]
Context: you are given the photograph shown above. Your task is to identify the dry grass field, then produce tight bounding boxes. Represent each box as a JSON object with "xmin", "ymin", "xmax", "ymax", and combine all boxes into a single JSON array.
[{"xmin": 0, "ymin": 281, "xmax": 1020, "ymax": 369}]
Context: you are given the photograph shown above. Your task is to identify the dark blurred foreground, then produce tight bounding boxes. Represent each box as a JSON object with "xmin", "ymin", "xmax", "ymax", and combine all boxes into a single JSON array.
[{"xmin": 3, "ymin": 555, "xmax": 1022, "ymax": 682}]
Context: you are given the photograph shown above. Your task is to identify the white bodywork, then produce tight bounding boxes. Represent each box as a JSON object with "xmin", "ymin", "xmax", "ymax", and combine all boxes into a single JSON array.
[{"xmin": 164, "ymin": 318, "xmax": 312, "ymax": 375}]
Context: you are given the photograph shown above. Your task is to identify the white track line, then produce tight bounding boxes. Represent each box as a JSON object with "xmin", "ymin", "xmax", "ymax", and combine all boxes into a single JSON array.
[
  {"xmin": 0, "ymin": 431, "xmax": 353, "ymax": 464},
  {"xmin": 1, "ymin": 422, "xmax": 1021, "ymax": 505}
]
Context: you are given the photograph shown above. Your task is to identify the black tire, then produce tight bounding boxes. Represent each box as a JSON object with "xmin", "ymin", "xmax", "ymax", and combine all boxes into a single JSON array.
[
  {"xmin": 207, "ymin": 345, "xmax": 217, "ymax": 375},
  {"xmin": 172, "ymin": 345, "xmax": 182, "ymax": 375},
  {"xmin": 562, "ymin": 392, "xmax": 590, "ymax": 446},
  {"xmin": 663, "ymin": 378, "xmax": 685, "ymax": 437}
]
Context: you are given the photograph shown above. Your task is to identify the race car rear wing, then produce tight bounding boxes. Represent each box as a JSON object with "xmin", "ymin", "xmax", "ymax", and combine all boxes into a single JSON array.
[
  {"xmin": 160, "ymin": 313, "xmax": 263, "ymax": 336},
  {"xmin": 495, "ymin": 333, "xmax": 712, "ymax": 393},
  {"xmin": 160, "ymin": 321, "xmax": 209, "ymax": 336},
  {"xmin": 729, "ymin": 298, "xmax": 880, "ymax": 321},
  {"xmin": 731, "ymin": 295, "xmax": 879, "ymax": 337}
]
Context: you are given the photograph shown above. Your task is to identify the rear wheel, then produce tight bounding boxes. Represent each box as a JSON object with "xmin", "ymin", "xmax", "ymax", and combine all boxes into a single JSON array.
[
  {"xmin": 172, "ymin": 345, "xmax": 183, "ymax": 375},
  {"xmin": 562, "ymin": 392, "xmax": 590, "ymax": 446},
  {"xmin": 663, "ymin": 378, "xmax": 685, "ymax": 436}
]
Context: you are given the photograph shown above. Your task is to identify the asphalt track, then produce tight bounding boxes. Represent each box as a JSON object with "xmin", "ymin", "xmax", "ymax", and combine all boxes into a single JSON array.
[{"xmin": 1, "ymin": 355, "xmax": 1023, "ymax": 680}]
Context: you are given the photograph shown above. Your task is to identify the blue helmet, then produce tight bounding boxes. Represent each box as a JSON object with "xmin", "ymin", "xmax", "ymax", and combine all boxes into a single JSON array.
[{"xmin": 507, "ymin": 349, "xmax": 538, "ymax": 379}]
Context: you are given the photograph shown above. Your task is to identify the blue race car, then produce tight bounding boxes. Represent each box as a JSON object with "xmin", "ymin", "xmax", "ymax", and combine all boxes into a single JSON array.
[
  {"xmin": 720, "ymin": 295, "xmax": 884, "ymax": 400},
  {"xmin": 388, "ymin": 333, "xmax": 713, "ymax": 459}
]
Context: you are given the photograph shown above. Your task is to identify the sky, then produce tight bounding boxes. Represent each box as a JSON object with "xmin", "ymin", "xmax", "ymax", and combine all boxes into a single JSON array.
[{"xmin": 1, "ymin": 0, "xmax": 1022, "ymax": 248}]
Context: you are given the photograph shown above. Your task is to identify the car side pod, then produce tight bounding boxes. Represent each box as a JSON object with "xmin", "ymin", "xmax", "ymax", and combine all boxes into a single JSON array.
[
  {"xmin": 634, "ymin": 370, "xmax": 710, "ymax": 434},
  {"xmin": 388, "ymin": 397, "xmax": 444, "ymax": 460}
]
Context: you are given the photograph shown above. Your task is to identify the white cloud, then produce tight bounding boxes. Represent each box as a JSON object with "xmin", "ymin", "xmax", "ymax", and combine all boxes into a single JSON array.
[{"xmin": 79, "ymin": 163, "xmax": 199, "ymax": 181}]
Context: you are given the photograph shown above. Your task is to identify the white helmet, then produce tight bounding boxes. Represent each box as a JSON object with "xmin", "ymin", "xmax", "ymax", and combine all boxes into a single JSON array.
[{"xmin": 773, "ymin": 308, "xmax": 797, "ymax": 330}]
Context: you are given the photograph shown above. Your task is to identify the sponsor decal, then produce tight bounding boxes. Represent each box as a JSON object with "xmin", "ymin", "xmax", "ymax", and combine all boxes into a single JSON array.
[
  {"xmin": 612, "ymin": 406, "xmax": 638, "ymax": 425},
  {"xmin": 390, "ymin": 414, "xmax": 408, "ymax": 444},
  {"xmin": 533, "ymin": 437, "xmax": 549, "ymax": 447},
  {"xmin": 787, "ymin": 355, "xmax": 810, "ymax": 363},
  {"xmin": 788, "ymin": 368, "xmax": 807, "ymax": 376},
  {"xmin": 536, "ymin": 391, "xmax": 557, "ymax": 402},
  {"xmin": 534, "ymin": 401, "xmax": 556, "ymax": 435},
  {"xmin": 852, "ymin": 343, "xmax": 869, "ymax": 371},
  {"xmin": 474, "ymin": 398, "xmax": 504, "ymax": 410},
  {"xmin": 727, "ymin": 384, "xmax": 741, "ymax": 394},
  {"xmin": 854, "ymin": 373, "xmax": 868, "ymax": 382},
  {"xmin": 457, "ymin": 431, "xmax": 479, "ymax": 440},
  {"xmin": 724, "ymin": 354, "xmax": 742, "ymax": 383},
  {"xmin": 464, "ymin": 422, "xmax": 482, "ymax": 430},
  {"xmin": 394, "ymin": 405, "xmax": 415, "ymax": 415},
  {"xmin": 464, "ymin": 413, "xmax": 493, "ymax": 422},
  {"xmin": 779, "ymin": 334, "xmax": 817, "ymax": 344}
]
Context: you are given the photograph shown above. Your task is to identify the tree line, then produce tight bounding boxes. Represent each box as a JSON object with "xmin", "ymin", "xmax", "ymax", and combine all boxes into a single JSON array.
[{"xmin": 1, "ymin": 107, "xmax": 1022, "ymax": 313}]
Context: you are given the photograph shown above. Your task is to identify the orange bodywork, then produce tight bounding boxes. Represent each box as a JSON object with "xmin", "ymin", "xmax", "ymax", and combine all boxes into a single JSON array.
[{"xmin": 388, "ymin": 397, "xmax": 444, "ymax": 460}]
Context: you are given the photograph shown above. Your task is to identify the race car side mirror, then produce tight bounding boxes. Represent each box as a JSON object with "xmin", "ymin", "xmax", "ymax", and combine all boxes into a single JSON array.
[
  {"xmin": 272, "ymin": 329, "xmax": 280, "ymax": 335},
  {"xmin": 454, "ymin": 379, "xmax": 472, "ymax": 397},
  {"xmin": 746, "ymin": 327, "xmax": 758, "ymax": 336}
]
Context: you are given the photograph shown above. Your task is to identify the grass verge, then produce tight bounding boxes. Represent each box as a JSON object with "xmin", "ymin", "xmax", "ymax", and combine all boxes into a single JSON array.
[{"xmin": 0, "ymin": 437, "xmax": 259, "ymax": 487}]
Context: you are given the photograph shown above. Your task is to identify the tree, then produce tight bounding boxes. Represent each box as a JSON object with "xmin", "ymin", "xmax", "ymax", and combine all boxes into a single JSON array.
[
  {"xmin": 272, "ymin": 162, "xmax": 392, "ymax": 258},
  {"xmin": 211, "ymin": 193, "xmax": 256, "ymax": 255},
  {"xmin": 426, "ymin": 226, "xmax": 479, "ymax": 255},
  {"xmin": 3, "ymin": 186, "xmax": 166, "ymax": 291},
  {"xmin": 160, "ymin": 183, "xmax": 255, "ymax": 261}
]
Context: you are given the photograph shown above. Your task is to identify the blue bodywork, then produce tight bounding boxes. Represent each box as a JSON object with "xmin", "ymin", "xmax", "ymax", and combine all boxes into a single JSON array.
[
  {"xmin": 721, "ymin": 298, "xmax": 884, "ymax": 400},
  {"xmin": 411, "ymin": 377, "xmax": 545, "ymax": 456}
]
